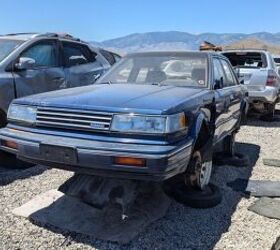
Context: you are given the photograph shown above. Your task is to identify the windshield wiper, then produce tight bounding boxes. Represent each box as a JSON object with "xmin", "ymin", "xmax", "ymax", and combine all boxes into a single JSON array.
[
  {"xmin": 151, "ymin": 82, "xmax": 167, "ymax": 87},
  {"xmin": 97, "ymin": 81, "xmax": 112, "ymax": 85}
]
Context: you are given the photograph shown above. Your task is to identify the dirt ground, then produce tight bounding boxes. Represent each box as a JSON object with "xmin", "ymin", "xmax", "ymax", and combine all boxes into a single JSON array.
[{"xmin": 0, "ymin": 106, "xmax": 280, "ymax": 250}]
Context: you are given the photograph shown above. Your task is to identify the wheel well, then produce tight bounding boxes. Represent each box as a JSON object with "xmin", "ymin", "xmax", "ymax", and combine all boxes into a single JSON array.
[
  {"xmin": 0, "ymin": 110, "xmax": 7, "ymax": 128},
  {"xmin": 194, "ymin": 121, "xmax": 211, "ymax": 151}
]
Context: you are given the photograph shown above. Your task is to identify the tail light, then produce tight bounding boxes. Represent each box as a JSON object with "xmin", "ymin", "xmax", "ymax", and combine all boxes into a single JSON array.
[{"xmin": 266, "ymin": 71, "xmax": 277, "ymax": 87}]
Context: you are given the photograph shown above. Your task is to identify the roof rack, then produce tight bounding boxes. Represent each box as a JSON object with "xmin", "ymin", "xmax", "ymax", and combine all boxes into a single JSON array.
[
  {"xmin": 0, "ymin": 32, "xmax": 85, "ymax": 43},
  {"xmin": 34, "ymin": 32, "xmax": 85, "ymax": 42}
]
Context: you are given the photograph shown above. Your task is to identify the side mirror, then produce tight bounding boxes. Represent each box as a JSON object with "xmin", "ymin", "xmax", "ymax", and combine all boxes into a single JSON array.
[
  {"xmin": 15, "ymin": 57, "xmax": 36, "ymax": 70},
  {"xmin": 240, "ymin": 79, "xmax": 245, "ymax": 85},
  {"xmin": 277, "ymin": 67, "xmax": 280, "ymax": 76}
]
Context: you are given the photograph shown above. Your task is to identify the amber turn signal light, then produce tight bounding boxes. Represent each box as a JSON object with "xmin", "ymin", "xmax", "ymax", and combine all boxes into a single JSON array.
[
  {"xmin": 114, "ymin": 156, "xmax": 146, "ymax": 167},
  {"xmin": 1, "ymin": 140, "xmax": 18, "ymax": 150}
]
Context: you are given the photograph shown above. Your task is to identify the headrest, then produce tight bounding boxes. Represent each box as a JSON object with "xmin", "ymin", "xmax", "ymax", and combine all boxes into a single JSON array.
[
  {"xmin": 191, "ymin": 68, "xmax": 206, "ymax": 83},
  {"xmin": 146, "ymin": 70, "xmax": 167, "ymax": 83}
]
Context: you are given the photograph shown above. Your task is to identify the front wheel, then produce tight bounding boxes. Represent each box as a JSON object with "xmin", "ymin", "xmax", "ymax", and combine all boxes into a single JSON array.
[{"xmin": 184, "ymin": 150, "xmax": 213, "ymax": 190}]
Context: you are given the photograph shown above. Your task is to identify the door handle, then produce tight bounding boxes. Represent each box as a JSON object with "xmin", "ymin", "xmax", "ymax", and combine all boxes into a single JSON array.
[{"xmin": 52, "ymin": 77, "xmax": 64, "ymax": 81}]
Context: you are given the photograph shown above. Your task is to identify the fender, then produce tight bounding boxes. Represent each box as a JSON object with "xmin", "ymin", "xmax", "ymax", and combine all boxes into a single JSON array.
[
  {"xmin": 189, "ymin": 111, "xmax": 212, "ymax": 146},
  {"xmin": 188, "ymin": 111, "xmax": 214, "ymax": 163}
]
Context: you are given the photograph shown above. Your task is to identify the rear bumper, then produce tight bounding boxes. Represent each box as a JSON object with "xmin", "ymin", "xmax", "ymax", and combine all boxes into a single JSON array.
[
  {"xmin": 0, "ymin": 127, "xmax": 193, "ymax": 181},
  {"xmin": 248, "ymin": 87, "xmax": 278, "ymax": 104}
]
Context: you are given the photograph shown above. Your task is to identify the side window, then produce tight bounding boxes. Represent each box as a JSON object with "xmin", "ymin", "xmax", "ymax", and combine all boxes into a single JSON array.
[
  {"xmin": 213, "ymin": 58, "xmax": 226, "ymax": 88},
  {"xmin": 62, "ymin": 42, "xmax": 96, "ymax": 67},
  {"xmin": 100, "ymin": 49, "xmax": 116, "ymax": 65},
  {"xmin": 220, "ymin": 59, "xmax": 237, "ymax": 87},
  {"xmin": 21, "ymin": 41, "xmax": 57, "ymax": 67}
]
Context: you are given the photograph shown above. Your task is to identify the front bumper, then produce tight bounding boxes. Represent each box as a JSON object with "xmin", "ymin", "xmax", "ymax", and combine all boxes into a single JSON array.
[
  {"xmin": 248, "ymin": 86, "xmax": 279, "ymax": 104},
  {"xmin": 0, "ymin": 127, "xmax": 193, "ymax": 181}
]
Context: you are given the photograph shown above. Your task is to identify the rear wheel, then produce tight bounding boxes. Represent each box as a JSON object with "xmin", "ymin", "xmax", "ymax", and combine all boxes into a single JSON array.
[
  {"xmin": 263, "ymin": 103, "xmax": 276, "ymax": 121},
  {"xmin": 213, "ymin": 132, "xmax": 249, "ymax": 167}
]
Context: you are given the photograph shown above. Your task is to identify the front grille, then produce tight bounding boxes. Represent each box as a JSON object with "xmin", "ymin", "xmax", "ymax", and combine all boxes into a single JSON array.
[{"xmin": 36, "ymin": 107, "xmax": 113, "ymax": 131}]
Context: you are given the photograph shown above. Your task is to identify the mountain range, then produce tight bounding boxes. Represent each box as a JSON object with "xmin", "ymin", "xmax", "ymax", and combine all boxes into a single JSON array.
[{"xmin": 91, "ymin": 31, "xmax": 280, "ymax": 53}]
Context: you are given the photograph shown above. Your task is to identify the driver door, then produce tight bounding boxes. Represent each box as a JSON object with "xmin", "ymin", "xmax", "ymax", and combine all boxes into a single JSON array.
[{"xmin": 13, "ymin": 40, "xmax": 66, "ymax": 98}]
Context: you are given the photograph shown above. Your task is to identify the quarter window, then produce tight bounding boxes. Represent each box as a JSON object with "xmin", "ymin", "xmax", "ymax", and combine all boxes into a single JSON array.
[
  {"xmin": 21, "ymin": 41, "xmax": 57, "ymax": 67},
  {"xmin": 213, "ymin": 58, "xmax": 226, "ymax": 88},
  {"xmin": 220, "ymin": 59, "xmax": 237, "ymax": 87},
  {"xmin": 62, "ymin": 42, "xmax": 96, "ymax": 67}
]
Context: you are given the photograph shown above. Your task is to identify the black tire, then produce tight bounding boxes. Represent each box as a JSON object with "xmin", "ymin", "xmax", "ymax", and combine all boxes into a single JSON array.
[
  {"xmin": 240, "ymin": 106, "xmax": 248, "ymax": 126},
  {"xmin": 222, "ymin": 132, "xmax": 236, "ymax": 156},
  {"xmin": 0, "ymin": 151, "xmax": 34, "ymax": 169},
  {"xmin": 261, "ymin": 103, "xmax": 276, "ymax": 121},
  {"xmin": 164, "ymin": 183, "xmax": 222, "ymax": 209},
  {"xmin": 213, "ymin": 152, "xmax": 249, "ymax": 167}
]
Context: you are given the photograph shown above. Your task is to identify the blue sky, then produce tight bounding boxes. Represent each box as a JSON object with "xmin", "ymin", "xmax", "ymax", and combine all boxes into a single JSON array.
[{"xmin": 0, "ymin": 0, "xmax": 279, "ymax": 41}]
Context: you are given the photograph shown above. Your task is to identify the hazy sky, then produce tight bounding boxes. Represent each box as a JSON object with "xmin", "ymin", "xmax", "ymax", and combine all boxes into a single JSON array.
[{"xmin": 1, "ymin": 0, "xmax": 279, "ymax": 41}]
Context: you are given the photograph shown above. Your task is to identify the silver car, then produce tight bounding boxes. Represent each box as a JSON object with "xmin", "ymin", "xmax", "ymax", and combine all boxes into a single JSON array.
[
  {"xmin": 222, "ymin": 49, "xmax": 280, "ymax": 118},
  {"xmin": 0, "ymin": 32, "xmax": 120, "ymax": 127}
]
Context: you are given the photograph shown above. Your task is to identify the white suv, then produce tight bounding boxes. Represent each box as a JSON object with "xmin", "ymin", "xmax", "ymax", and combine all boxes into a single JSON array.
[{"xmin": 222, "ymin": 49, "xmax": 280, "ymax": 119}]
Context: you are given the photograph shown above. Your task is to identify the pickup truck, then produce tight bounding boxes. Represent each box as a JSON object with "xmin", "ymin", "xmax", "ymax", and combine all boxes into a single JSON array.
[{"xmin": 0, "ymin": 51, "xmax": 247, "ymax": 198}]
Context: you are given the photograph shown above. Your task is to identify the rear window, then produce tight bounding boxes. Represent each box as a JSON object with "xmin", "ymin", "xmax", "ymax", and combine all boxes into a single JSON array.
[
  {"xmin": 274, "ymin": 57, "xmax": 280, "ymax": 64},
  {"xmin": 223, "ymin": 52, "xmax": 267, "ymax": 69}
]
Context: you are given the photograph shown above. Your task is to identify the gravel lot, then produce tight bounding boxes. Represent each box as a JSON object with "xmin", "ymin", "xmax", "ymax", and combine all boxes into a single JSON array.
[{"xmin": 0, "ymin": 106, "xmax": 280, "ymax": 250}]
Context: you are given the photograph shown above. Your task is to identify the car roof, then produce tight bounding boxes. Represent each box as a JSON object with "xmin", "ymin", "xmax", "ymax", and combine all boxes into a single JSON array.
[
  {"xmin": 222, "ymin": 49, "xmax": 269, "ymax": 54},
  {"xmin": 126, "ymin": 51, "xmax": 220, "ymax": 58},
  {"xmin": 0, "ymin": 32, "xmax": 85, "ymax": 43}
]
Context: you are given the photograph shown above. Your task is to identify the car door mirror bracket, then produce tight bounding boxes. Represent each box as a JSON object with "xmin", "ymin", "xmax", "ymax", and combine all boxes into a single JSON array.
[{"xmin": 15, "ymin": 57, "xmax": 36, "ymax": 71}]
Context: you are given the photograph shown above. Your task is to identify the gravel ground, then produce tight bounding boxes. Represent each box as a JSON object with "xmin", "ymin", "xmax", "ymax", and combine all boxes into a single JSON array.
[{"xmin": 0, "ymin": 106, "xmax": 280, "ymax": 250}]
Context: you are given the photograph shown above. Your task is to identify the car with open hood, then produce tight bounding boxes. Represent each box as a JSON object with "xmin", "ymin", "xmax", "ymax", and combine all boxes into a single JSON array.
[{"xmin": 0, "ymin": 51, "xmax": 247, "ymax": 194}]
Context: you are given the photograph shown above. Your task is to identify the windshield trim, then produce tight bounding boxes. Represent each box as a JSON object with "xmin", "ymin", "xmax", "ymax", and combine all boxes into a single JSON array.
[
  {"xmin": 97, "ymin": 53, "xmax": 209, "ymax": 89},
  {"xmin": 0, "ymin": 39, "xmax": 25, "ymax": 63}
]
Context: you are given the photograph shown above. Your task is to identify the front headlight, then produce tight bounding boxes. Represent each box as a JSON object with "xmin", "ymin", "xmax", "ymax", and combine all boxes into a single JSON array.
[
  {"xmin": 8, "ymin": 104, "xmax": 37, "ymax": 124},
  {"xmin": 111, "ymin": 112, "xmax": 186, "ymax": 134}
]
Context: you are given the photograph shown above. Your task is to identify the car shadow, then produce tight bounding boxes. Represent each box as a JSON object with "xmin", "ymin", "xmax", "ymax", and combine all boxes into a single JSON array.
[
  {"xmin": 20, "ymin": 142, "xmax": 260, "ymax": 249},
  {"xmin": 0, "ymin": 165, "xmax": 47, "ymax": 186},
  {"xmin": 245, "ymin": 109, "xmax": 280, "ymax": 128}
]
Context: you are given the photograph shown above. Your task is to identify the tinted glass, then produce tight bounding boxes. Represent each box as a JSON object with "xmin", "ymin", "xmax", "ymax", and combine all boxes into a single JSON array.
[
  {"xmin": 98, "ymin": 54, "xmax": 208, "ymax": 88},
  {"xmin": 21, "ymin": 42, "xmax": 57, "ymax": 67},
  {"xmin": 100, "ymin": 49, "xmax": 116, "ymax": 65},
  {"xmin": 63, "ymin": 42, "xmax": 96, "ymax": 67},
  {"xmin": 0, "ymin": 39, "xmax": 24, "ymax": 62}
]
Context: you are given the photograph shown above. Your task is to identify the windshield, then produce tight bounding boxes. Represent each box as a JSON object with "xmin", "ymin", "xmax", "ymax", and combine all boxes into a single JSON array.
[
  {"xmin": 98, "ymin": 53, "xmax": 208, "ymax": 88},
  {"xmin": 0, "ymin": 39, "xmax": 24, "ymax": 62}
]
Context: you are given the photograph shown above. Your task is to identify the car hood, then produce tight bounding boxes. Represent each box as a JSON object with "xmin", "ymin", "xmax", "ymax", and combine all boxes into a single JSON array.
[{"xmin": 15, "ymin": 84, "xmax": 206, "ymax": 114}]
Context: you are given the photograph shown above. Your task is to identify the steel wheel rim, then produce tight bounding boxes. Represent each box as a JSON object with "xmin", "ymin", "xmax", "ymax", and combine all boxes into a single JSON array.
[{"xmin": 198, "ymin": 161, "xmax": 212, "ymax": 190}]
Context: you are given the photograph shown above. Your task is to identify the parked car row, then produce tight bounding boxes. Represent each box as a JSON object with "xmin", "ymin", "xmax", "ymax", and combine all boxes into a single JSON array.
[{"xmin": 0, "ymin": 33, "xmax": 278, "ymax": 208}]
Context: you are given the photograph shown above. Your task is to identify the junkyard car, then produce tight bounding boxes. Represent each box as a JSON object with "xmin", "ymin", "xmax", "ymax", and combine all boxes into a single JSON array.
[
  {"xmin": 0, "ymin": 51, "xmax": 247, "ymax": 191},
  {"xmin": 222, "ymin": 49, "xmax": 280, "ymax": 118},
  {"xmin": 0, "ymin": 32, "xmax": 120, "ymax": 127}
]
